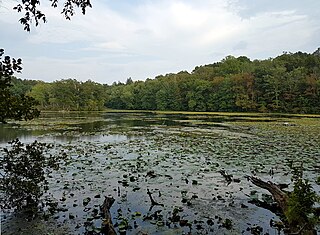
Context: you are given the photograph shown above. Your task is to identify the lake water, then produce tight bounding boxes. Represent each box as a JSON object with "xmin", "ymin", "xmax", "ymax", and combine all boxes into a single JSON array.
[{"xmin": 1, "ymin": 111, "xmax": 320, "ymax": 235}]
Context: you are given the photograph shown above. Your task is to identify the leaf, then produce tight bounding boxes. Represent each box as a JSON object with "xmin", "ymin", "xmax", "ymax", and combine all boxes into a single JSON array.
[{"xmin": 83, "ymin": 197, "xmax": 91, "ymax": 206}]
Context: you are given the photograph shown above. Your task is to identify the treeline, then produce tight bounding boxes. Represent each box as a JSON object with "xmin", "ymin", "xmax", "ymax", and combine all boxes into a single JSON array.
[
  {"xmin": 11, "ymin": 79, "xmax": 106, "ymax": 111},
  {"xmin": 13, "ymin": 49, "xmax": 320, "ymax": 113}
]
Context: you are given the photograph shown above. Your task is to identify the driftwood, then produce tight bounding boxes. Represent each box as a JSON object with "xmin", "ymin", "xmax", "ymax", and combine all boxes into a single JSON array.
[
  {"xmin": 247, "ymin": 176, "xmax": 317, "ymax": 235},
  {"xmin": 247, "ymin": 176, "xmax": 288, "ymax": 212},
  {"xmin": 101, "ymin": 196, "xmax": 117, "ymax": 235},
  {"xmin": 219, "ymin": 170, "xmax": 242, "ymax": 184},
  {"xmin": 147, "ymin": 189, "xmax": 164, "ymax": 211},
  {"xmin": 218, "ymin": 170, "xmax": 233, "ymax": 184}
]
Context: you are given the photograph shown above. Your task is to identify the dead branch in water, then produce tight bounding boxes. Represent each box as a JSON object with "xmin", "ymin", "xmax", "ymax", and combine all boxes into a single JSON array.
[
  {"xmin": 147, "ymin": 189, "xmax": 164, "ymax": 211},
  {"xmin": 247, "ymin": 176, "xmax": 318, "ymax": 235},
  {"xmin": 101, "ymin": 196, "xmax": 117, "ymax": 235},
  {"xmin": 247, "ymin": 176, "xmax": 288, "ymax": 212}
]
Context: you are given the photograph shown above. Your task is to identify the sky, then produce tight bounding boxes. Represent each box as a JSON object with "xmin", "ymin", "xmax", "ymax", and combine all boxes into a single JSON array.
[{"xmin": 0, "ymin": 0, "xmax": 319, "ymax": 84}]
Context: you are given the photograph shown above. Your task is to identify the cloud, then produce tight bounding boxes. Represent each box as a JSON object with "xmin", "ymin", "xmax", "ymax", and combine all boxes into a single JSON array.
[
  {"xmin": 236, "ymin": 10, "xmax": 316, "ymax": 57},
  {"xmin": 96, "ymin": 41, "xmax": 126, "ymax": 50},
  {"xmin": 21, "ymin": 55, "xmax": 172, "ymax": 84},
  {"xmin": 1, "ymin": 0, "xmax": 319, "ymax": 84},
  {"xmin": 233, "ymin": 41, "xmax": 248, "ymax": 51}
]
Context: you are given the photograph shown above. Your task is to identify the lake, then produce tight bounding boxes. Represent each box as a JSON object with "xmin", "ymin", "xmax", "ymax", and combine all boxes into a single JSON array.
[{"xmin": 1, "ymin": 111, "xmax": 320, "ymax": 235}]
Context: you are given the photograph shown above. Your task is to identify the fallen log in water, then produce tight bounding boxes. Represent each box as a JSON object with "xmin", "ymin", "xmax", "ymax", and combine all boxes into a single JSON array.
[
  {"xmin": 101, "ymin": 196, "xmax": 117, "ymax": 235},
  {"xmin": 247, "ymin": 176, "xmax": 288, "ymax": 212},
  {"xmin": 247, "ymin": 176, "xmax": 318, "ymax": 235}
]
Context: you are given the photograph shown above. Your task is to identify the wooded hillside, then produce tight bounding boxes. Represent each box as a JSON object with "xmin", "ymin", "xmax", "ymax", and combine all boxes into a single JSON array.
[{"xmin": 13, "ymin": 49, "xmax": 320, "ymax": 113}]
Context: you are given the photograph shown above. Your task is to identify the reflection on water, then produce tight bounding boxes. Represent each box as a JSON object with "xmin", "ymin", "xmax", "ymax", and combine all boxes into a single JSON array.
[
  {"xmin": 0, "ymin": 124, "xmax": 34, "ymax": 143},
  {"xmin": 0, "ymin": 112, "xmax": 307, "ymax": 144},
  {"xmin": 2, "ymin": 112, "xmax": 319, "ymax": 145},
  {"xmin": 0, "ymin": 113, "xmax": 127, "ymax": 144},
  {"xmin": 0, "ymin": 112, "xmax": 185, "ymax": 144}
]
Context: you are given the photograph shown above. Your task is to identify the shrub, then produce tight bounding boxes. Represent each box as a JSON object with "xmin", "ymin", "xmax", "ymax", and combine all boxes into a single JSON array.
[{"xmin": 0, "ymin": 138, "xmax": 63, "ymax": 214}]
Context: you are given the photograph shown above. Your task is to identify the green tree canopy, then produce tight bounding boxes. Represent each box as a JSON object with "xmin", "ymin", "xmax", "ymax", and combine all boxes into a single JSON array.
[{"xmin": 10, "ymin": 49, "xmax": 320, "ymax": 114}]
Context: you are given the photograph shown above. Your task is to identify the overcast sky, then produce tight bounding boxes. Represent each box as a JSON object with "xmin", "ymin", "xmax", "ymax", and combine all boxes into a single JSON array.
[{"xmin": 1, "ymin": 0, "xmax": 319, "ymax": 84}]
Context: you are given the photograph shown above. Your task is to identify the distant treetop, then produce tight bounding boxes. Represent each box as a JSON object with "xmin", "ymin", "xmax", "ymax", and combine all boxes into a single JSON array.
[{"xmin": 313, "ymin": 48, "xmax": 320, "ymax": 57}]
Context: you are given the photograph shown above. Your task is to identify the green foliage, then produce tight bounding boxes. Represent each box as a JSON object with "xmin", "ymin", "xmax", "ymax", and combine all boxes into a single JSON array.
[
  {"xmin": 0, "ymin": 49, "xmax": 40, "ymax": 123},
  {"xmin": 284, "ymin": 163, "xmax": 319, "ymax": 230},
  {"xmin": 285, "ymin": 178, "xmax": 318, "ymax": 227},
  {"xmin": 0, "ymin": 90, "xmax": 41, "ymax": 123},
  {"xmin": 102, "ymin": 50, "xmax": 320, "ymax": 113},
  {"xmin": 0, "ymin": 139, "xmax": 64, "ymax": 213},
  {"xmin": 11, "ymin": 49, "xmax": 320, "ymax": 114},
  {"xmin": 28, "ymin": 79, "xmax": 106, "ymax": 111},
  {"xmin": 10, "ymin": 77, "xmax": 38, "ymax": 96}
]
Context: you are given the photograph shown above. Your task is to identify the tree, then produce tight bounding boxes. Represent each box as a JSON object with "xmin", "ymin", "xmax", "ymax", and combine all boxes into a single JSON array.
[
  {"xmin": 186, "ymin": 79, "xmax": 210, "ymax": 111},
  {"xmin": 155, "ymin": 76, "xmax": 183, "ymax": 111},
  {"xmin": 0, "ymin": 0, "xmax": 93, "ymax": 121},
  {"xmin": 105, "ymin": 84, "xmax": 130, "ymax": 110},
  {"xmin": 265, "ymin": 65, "xmax": 286, "ymax": 111},
  {"xmin": 80, "ymin": 80, "xmax": 106, "ymax": 111},
  {"xmin": 50, "ymin": 79, "xmax": 80, "ymax": 110},
  {"xmin": 10, "ymin": 77, "xmax": 38, "ymax": 96},
  {"xmin": 28, "ymin": 82, "xmax": 53, "ymax": 108},
  {"xmin": 0, "ymin": 49, "xmax": 40, "ymax": 123},
  {"xmin": 207, "ymin": 77, "xmax": 235, "ymax": 112},
  {"xmin": 231, "ymin": 73, "xmax": 257, "ymax": 111},
  {"xmin": 0, "ymin": 139, "xmax": 65, "ymax": 213},
  {"xmin": 13, "ymin": 0, "xmax": 92, "ymax": 32},
  {"xmin": 137, "ymin": 79, "xmax": 158, "ymax": 110}
]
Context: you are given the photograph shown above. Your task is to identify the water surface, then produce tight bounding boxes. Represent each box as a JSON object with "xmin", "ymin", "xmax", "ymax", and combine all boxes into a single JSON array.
[{"xmin": 1, "ymin": 111, "xmax": 319, "ymax": 234}]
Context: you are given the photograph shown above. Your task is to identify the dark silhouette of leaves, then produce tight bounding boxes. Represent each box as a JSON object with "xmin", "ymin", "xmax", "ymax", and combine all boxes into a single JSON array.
[
  {"xmin": 12, "ymin": 0, "xmax": 92, "ymax": 31},
  {"xmin": 0, "ymin": 49, "xmax": 40, "ymax": 123}
]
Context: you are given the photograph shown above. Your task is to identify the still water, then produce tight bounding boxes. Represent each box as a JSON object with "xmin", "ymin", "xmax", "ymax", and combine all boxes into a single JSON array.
[{"xmin": 1, "ymin": 111, "xmax": 319, "ymax": 234}]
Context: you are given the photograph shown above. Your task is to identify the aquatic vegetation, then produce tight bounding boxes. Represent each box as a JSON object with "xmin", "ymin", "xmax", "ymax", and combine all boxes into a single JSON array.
[{"xmin": 0, "ymin": 112, "xmax": 319, "ymax": 234}]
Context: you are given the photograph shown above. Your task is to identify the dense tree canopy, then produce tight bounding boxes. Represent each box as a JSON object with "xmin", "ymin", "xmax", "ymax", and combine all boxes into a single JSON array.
[
  {"xmin": 12, "ymin": 49, "xmax": 320, "ymax": 114},
  {"xmin": 27, "ymin": 79, "xmax": 106, "ymax": 111},
  {"xmin": 102, "ymin": 50, "xmax": 320, "ymax": 113}
]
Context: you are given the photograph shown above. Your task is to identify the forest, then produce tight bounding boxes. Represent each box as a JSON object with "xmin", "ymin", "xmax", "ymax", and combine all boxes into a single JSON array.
[{"xmin": 12, "ymin": 49, "xmax": 320, "ymax": 114}]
